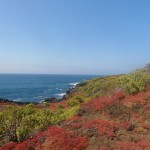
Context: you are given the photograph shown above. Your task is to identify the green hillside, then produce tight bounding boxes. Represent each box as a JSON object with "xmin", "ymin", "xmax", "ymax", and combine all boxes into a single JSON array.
[{"xmin": 1, "ymin": 67, "xmax": 150, "ymax": 150}]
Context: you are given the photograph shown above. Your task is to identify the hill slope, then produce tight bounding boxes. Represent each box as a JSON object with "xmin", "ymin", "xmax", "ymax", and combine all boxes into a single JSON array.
[{"xmin": 1, "ymin": 69, "xmax": 150, "ymax": 150}]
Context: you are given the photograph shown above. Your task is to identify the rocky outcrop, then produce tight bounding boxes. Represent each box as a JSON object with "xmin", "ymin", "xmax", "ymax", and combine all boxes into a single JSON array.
[
  {"xmin": 0, "ymin": 98, "xmax": 38, "ymax": 105},
  {"xmin": 43, "ymin": 97, "xmax": 58, "ymax": 103}
]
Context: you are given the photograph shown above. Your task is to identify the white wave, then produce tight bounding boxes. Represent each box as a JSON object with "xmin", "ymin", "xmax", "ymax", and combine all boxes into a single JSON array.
[
  {"xmin": 40, "ymin": 99, "xmax": 45, "ymax": 103},
  {"xmin": 33, "ymin": 96, "xmax": 43, "ymax": 99},
  {"xmin": 55, "ymin": 93, "xmax": 66, "ymax": 97},
  {"xmin": 69, "ymin": 82, "xmax": 79, "ymax": 86},
  {"xmin": 13, "ymin": 98, "xmax": 22, "ymax": 102}
]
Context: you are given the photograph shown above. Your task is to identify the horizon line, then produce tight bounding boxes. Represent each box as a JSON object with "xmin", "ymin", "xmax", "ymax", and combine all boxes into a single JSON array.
[{"xmin": 0, "ymin": 72, "xmax": 105, "ymax": 76}]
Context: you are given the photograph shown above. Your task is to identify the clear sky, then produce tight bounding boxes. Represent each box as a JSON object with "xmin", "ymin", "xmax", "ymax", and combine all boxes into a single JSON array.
[{"xmin": 0, "ymin": 0, "xmax": 150, "ymax": 75}]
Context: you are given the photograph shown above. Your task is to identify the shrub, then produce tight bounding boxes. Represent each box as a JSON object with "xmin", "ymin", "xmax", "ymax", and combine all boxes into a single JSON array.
[
  {"xmin": 67, "ymin": 96, "xmax": 84, "ymax": 106},
  {"xmin": 119, "ymin": 72, "xmax": 150, "ymax": 95},
  {"xmin": 40, "ymin": 127, "xmax": 88, "ymax": 150},
  {"xmin": 84, "ymin": 119, "xmax": 118, "ymax": 138},
  {"xmin": 0, "ymin": 105, "xmax": 53, "ymax": 143},
  {"xmin": 1, "ymin": 127, "xmax": 88, "ymax": 150},
  {"xmin": 0, "ymin": 142, "xmax": 17, "ymax": 150},
  {"xmin": 114, "ymin": 141, "xmax": 150, "ymax": 150}
]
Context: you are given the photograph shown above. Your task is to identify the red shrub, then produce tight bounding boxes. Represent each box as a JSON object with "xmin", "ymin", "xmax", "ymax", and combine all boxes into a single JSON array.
[
  {"xmin": 110, "ymin": 91, "xmax": 125, "ymax": 101},
  {"xmin": 121, "ymin": 121, "xmax": 134, "ymax": 131},
  {"xmin": 114, "ymin": 141, "xmax": 150, "ymax": 150},
  {"xmin": 98, "ymin": 146, "xmax": 110, "ymax": 150},
  {"xmin": 39, "ymin": 127, "xmax": 88, "ymax": 150},
  {"xmin": 1, "ymin": 126, "xmax": 88, "ymax": 150},
  {"xmin": 92, "ymin": 96, "xmax": 113, "ymax": 111},
  {"xmin": 0, "ymin": 142, "xmax": 17, "ymax": 150},
  {"xmin": 80, "ymin": 96, "xmax": 113, "ymax": 112},
  {"xmin": 63, "ymin": 116, "xmax": 83, "ymax": 130},
  {"xmin": 70, "ymin": 116, "xmax": 83, "ymax": 129},
  {"xmin": 80, "ymin": 101, "xmax": 94, "ymax": 113},
  {"xmin": 15, "ymin": 141, "xmax": 33, "ymax": 150},
  {"xmin": 127, "ymin": 93, "xmax": 145, "ymax": 104},
  {"xmin": 80, "ymin": 92, "xmax": 125, "ymax": 112},
  {"xmin": 84, "ymin": 120, "xmax": 117, "ymax": 138}
]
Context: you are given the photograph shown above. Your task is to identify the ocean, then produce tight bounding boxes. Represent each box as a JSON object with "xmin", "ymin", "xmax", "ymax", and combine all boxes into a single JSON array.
[{"xmin": 0, "ymin": 74, "xmax": 98, "ymax": 102}]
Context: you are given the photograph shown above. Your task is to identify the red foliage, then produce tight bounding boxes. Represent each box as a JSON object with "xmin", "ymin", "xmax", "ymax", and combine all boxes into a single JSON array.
[
  {"xmin": 80, "ymin": 96, "xmax": 113, "ymax": 113},
  {"xmin": 126, "ymin": 92, "xmax": 146, "ymax": 104},
  {"xmin": 14, "ymin": 138, "xmax": 41, "ymax": 150},
  {"xmin": 121, "ymin": 121, "xmax": 133, "ymax": 130},
  {"xmin": 142, "ymin": 123, "xmax": 150, "ymax": 130},
  {"xmin": 65, "ymin": 116, "xmax": 83, "ymax": 130},
  {"xmin": 3, "ymin": 89, "xmax": 150, "ymax": 150},
  {"xmin": 0, "ymin": 142, "xmax": 17, "ymax": 150},
  {"xmin": 114, "ymin": 141, "xmax": 150, "ymax": 150},
  {"xmin": 1, "ymin": 126, "xmax": 88, "ymax": 150},
  {"xmin": 84, "ymin": 120, "xmax": 117, "ymax": 138},
  {"xmin": 110, "ymin": 91, "xmax": 125, "ymax": 101},
  {"xmin": 80, "ymin": 100, "xmax": 94, "ymax": 113},
  {"xmin": 66, "ymin": 116, "xmax": 82, "ymax": 122},
  {"xmin": 80, "ymin": 92, "xmax": 125, "ymax": 113},
  {"xmin": 93, "ymin": 97, "xmax": 112, "ymax": 111},
  {"xmin": 98, "ymin": 147, "xmax": 110, "ymax": 150},
  {"xmin": 41, "ymin": 127, "xmax": 88, "ymax": 150}
]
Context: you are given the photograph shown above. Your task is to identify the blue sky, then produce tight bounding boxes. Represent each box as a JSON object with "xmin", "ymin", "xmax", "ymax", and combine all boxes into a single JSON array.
[{"xmin": 0, "ymin": 0, "xmax": 150, "ymax": 75}]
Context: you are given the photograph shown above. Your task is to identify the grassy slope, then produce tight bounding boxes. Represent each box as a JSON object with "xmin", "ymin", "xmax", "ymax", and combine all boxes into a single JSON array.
[{"xmin": 1, "ymin": 68, "xmax": 150, "ymax": 149}]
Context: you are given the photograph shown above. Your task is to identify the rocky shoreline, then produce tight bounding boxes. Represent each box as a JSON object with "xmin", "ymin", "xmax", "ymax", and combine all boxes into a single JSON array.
[
  {"xmin": 0, "ymin": 98, "xmax": 38, "ymax": 105},
  {"xmin": 0, "ymin": 85, "xmax": 77, "ymax": 105}
]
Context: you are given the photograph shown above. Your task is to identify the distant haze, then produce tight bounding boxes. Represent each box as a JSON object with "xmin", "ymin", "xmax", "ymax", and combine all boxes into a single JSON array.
[{"xmin": 0, "ymin": 0, "xmax": 150, "ymax": 75}]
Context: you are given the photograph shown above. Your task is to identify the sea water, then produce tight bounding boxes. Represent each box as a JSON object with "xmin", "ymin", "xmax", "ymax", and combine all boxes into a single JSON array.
[{"xmin": 0, "ymin": 74, "xmax": 98, "ymax": 102}]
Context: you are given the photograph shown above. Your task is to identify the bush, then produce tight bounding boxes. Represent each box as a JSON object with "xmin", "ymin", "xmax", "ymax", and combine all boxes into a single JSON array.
[
  {"xmin": 119, "ymin": 72, "xmax": 150, "ymax": 94},
  {"xmin": 0, "ymin": 105, "xmax": 53, "ymax": 143},
  {"xmin": 67, "ymin": 96, "xmax": 84, "ymax": 106},
  {"xmin": 114, "ymin": 141, "xmax": 150, "ymax": 150}
]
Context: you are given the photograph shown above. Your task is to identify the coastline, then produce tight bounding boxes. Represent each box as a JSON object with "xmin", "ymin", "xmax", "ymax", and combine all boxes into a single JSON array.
[
  {"xmin": 0, "ymin": 82, "xmax": 79, "ymax": 105},
  {"xmin": 0, "ymin": 98, "xmax": 38, "ymax": 105},
  {"xmin": 0, "ymin": 74, "xmax": 95, "ymax": 104}
]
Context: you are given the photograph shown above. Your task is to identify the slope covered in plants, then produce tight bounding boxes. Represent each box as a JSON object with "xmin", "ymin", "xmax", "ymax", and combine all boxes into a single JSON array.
[{"xmin": 1, "ymin": 68, "xmax": 150, "ymax": 150}]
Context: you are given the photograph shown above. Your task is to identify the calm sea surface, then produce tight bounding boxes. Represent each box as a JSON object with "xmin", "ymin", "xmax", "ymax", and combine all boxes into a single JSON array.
[{"xmin": 0, "ymin": 74, "xmax": 98, "ymax": 102}]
